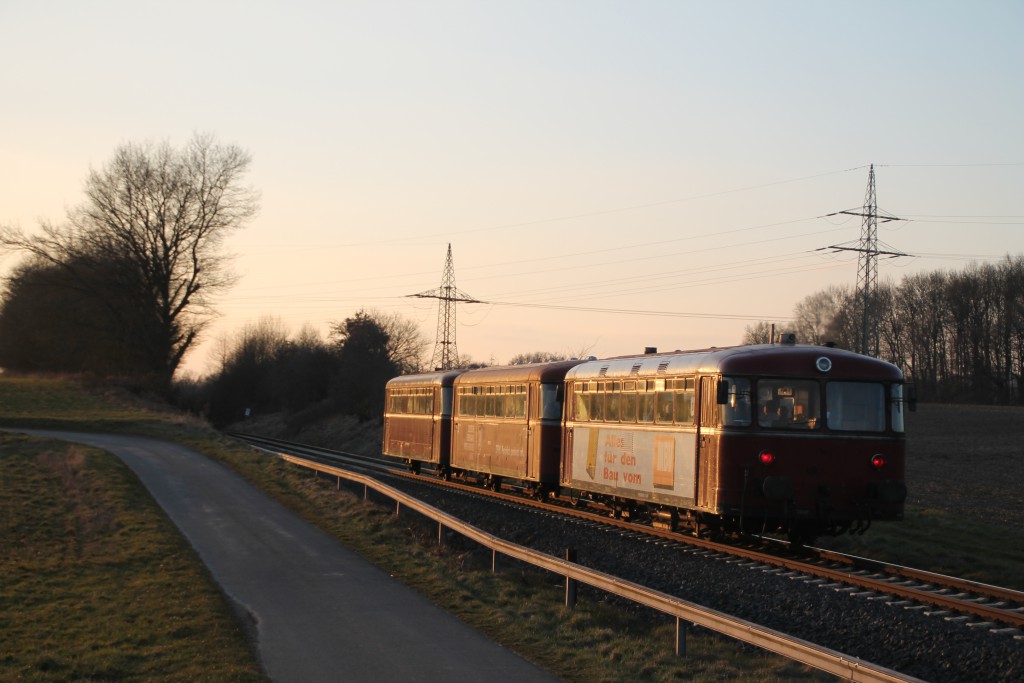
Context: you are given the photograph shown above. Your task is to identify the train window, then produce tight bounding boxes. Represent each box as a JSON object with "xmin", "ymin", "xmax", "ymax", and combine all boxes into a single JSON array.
[
  {"xmin": 389, "ymin": 388, "xmax": 437, "ymax": 415},
  {"xmin": 606, "ymin": 391, "xmax": 621, "ymax": 422},
  {"xmin": 757, "ymin": 379, "xmax": 819, "ymax": 430},
  {"xmin": 513, "ymin": 391, "xmax": 527, "ymax": 418},
  {"xmin": 540, "ymin": 383, "xmax": 561, "ymax": 420},
  {"xmin": 441, "ymin": 388, "xmax": 453, "ymax": 416},
  {"xmin": 655, "ymin": 391, "xmax": 674, "ymax": 423},
  {"xmin": 573, "ymin": 386, "xmax": 590, "ymax": 421},
  {"xmin": 621, "ymin": 391, "xmax": 637, "ymax": 422},
  {"xmin": 591, "ymin": 390, "xmax": 605, "ymax": 421},
  {"xmin": 826, "ymin": 382, "xmax": 885, "ymax": 432},
  {"xmin": 721, "ymin": 377, "xmax": 751, "ymax": 427},
  {"xmin": 675, "ymin": 378, "xmax": 696, "ymax": 424},
  {"xmin": 638, "ymin": 392, "xmax": 655, "ymax": 423},
  {"xmin": 485, "ymin": 393, "xmax": 497, "ymax": 417},
  {"xmin": 891, "ymin": 384, "xmax": 905, "ymax": 433}
]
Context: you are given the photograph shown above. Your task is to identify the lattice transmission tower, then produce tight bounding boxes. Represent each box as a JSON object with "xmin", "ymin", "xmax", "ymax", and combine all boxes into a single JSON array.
[
  {"xmin": 822, "ymin": 165, "xmax": 907, "ymax": 356},
  {"xmin": 408, "ymin": 244, "xmax": 479, "ymax": 370}
]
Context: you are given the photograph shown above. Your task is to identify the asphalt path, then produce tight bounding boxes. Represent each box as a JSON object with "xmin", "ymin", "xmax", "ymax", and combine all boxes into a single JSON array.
[{"xmin": 15, "ymin": 430, "xmax": 561, "ymax": 683}]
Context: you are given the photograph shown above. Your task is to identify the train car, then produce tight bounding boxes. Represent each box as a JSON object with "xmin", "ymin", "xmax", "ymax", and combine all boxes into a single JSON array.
[
  {"xmin": 561, "ymin": 340, "xmax": 908, "ymax": 541},
  {"xmin": 450, "ymin": 360, "xmax": 585, "ymax": 495},
  {"xmin": 382, "ymin": 370, "xmax": 464, "ymax": 472}
]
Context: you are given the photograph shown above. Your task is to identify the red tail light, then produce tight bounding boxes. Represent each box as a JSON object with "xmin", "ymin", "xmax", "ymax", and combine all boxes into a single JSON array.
[
  {"xmin": 870, "ymin": 454, "xmax": 886, "ymax": 469},
  {"xmin": 759, "ymin": 450, "xmax": 775, "ymax": 465}
]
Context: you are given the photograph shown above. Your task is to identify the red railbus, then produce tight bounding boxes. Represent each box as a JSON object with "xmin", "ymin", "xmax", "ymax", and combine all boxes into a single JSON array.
[
  {"xmin": 382, "ymin": 370, "xmax": 464, "ymax": 473},
  {"xmin": 562, "ymin": 342, "xmax": 908, "ymax": 541},
  {"xmin": 450, "ymin": 360, "xmax": 584, "ymax": 496}
]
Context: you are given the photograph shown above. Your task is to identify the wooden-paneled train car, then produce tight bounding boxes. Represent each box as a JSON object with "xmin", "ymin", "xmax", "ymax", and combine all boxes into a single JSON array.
[{"xmin": 383, "ymin": 340, "xmax": 909, "ymax": 542}]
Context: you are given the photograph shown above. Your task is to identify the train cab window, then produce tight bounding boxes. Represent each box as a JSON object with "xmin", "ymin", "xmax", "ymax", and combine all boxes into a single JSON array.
[
  {"xmin": 826, "ymin": 382, "xmax": 885, "ymax": 432},
  {"xmin": 720, "ymin": 377, "xmax": 751, "ymax": 427},
  {"xmin": 757, "ymin": 379, "xmax": 820, "ymax": 430}
]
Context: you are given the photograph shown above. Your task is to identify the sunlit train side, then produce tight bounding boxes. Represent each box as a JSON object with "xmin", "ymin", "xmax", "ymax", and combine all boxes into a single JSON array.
[
  {"xmin": 382, "ymin": 370, "xmax": 464, "ymax": 473},
  {"xmin": 561, "ymin": 342, "xmax": 908, "ymax": 541},
  {"xmin": 449, "ymin": 360, "xmax": 584, "ymax": 496}
]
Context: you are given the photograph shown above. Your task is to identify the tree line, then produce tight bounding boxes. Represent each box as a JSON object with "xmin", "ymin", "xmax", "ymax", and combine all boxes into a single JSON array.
[
  {"xmin": 748, "ymin": 255, "xmax": 1024, "ymax": 405},
  {"xmin": 189, "ymin": 311, "xmax": 427, "ymax": 427}
]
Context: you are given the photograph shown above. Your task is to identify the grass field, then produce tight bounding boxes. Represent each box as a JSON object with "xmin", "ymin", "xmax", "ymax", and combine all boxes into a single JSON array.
[
  {"xmin": 3, "ymin": 375, "xmax": 1021, "ymax": 681},
  {"xmin": 0, "ymin": 426, "xmax": 265, "ymax": 678},
  {"xmin": 816, "ymin": 403, "xmax": 1024, "ymax": 590}
]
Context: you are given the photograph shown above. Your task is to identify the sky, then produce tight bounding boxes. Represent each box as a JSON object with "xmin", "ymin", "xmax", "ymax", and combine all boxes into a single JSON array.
[{"xmin": 2, "ymin": 1, "xmax": 1022, "ymax": 377}]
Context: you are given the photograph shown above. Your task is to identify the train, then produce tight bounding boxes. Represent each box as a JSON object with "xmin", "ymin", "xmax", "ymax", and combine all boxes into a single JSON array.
[{"xmin": 382, "ymin": 337, "xmax": 910, "ymax": 543}]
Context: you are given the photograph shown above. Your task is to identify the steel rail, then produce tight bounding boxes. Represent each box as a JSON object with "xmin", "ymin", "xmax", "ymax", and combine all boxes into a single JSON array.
[
  {"xmin": 234, "ymin": 433, "xmax": 1024, "ymax": 629},
  {"xmin": 255, "ymin": 442, "xmax": 923, "ymax": 683}
]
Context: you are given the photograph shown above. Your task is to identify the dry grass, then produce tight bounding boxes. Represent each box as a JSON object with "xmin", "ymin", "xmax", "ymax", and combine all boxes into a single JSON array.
[{"xmin": 0, "ymin": 431, "xmax": 265, "ymax": 682}]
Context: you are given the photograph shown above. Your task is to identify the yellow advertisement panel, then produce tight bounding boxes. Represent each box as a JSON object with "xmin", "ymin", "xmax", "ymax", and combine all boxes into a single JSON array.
[{"xmin": 570, "ymin": 427, "xmax": 696, "ymax": 502}]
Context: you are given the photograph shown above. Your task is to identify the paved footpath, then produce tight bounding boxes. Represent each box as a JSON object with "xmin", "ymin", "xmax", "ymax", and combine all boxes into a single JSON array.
[{"xmin": 17, "ymin": 430, "xmax": 561, "ymax": 683}]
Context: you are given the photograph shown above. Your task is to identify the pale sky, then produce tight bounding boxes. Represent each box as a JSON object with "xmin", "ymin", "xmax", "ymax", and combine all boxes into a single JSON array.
[{"xmin": 2, "ymin": 1, "xmax": 1022, "ymax": 377}]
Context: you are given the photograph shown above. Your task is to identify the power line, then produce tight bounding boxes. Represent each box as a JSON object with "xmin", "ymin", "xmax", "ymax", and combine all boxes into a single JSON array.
[{"xmin": 484, "ymin": 300, "xmax": 796, "ymax": 322}]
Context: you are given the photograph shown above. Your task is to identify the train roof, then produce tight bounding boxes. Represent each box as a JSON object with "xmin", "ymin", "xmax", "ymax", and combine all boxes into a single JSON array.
[
  {"xmin": 566, "ymin": 344, "xmax": 905, "ymax": 382},
  {"xmin": 385, "ymin": 369, "xmax": 465, "ymax": 388},
  {"xmin": 453, "ymin": 359, "xmax": 587, "ymax": 386}
]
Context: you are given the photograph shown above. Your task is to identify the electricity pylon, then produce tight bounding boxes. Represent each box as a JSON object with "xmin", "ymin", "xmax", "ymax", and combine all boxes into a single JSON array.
[
  {"xmin": 408, "ymin": 244, "xmax": 479, "ymax": 370},
  {"xmin": 821, "ymin": 165, "xmax": 907, "ymax": 356}
]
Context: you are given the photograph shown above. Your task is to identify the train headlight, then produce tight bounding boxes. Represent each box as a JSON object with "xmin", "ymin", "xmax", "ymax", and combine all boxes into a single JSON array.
[
  {"xmin": 870, "ymin": 453, "xmax": 887, "ymax": 469},
  {"xmin": 758, "ymin": 449, "xmax": 775, "ymax": 465}
]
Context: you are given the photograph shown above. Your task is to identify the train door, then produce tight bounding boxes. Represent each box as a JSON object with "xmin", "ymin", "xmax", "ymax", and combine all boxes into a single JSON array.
[
  {"xmin": 527, "ymin": 382, "xmax": 538, "ymax": 479},
  {"xmin": 696, "ymin": 375, "xmax": 720, "ymax": 511}
]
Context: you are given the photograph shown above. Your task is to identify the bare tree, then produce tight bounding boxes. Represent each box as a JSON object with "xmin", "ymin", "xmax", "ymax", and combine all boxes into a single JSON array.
[
  {"xmin": 0, "ymin": 133, "xmax": 258, "ymax": 389},
  {"xmin": 508, "ymin": 351, "xmax": 569, "ymax": 364},
  {"xmin": 793, "ymin": 285, "xmax": 848, "ymax": 345},
  {"xmin": 741, "ymin": 321, "xmax": 774, "ymax": 345},
  {"xmin": 374, "ymin": 309, "xmax": 429, "ymax": 375}
]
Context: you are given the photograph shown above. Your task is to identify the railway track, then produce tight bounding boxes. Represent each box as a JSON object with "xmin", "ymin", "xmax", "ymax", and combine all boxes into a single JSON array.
[{"xmin": 232, "ymin": 432, "xmax": 1024, "ymax": 635}]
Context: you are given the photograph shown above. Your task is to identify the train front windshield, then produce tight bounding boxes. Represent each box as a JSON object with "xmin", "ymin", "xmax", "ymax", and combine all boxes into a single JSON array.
[{"xmin": 722, "ymin": 376, "xmax": 900, "ymax": 433}]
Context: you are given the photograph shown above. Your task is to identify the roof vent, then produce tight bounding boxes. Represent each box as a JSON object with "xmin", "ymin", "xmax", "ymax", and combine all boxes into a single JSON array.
[
  {"xmin": 777, "ymin": 333, "xmax": 797, "ymax": 345},
  {"xmin": 644, "ymin": 346, "xmax": 657, "ymax": 355}
]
